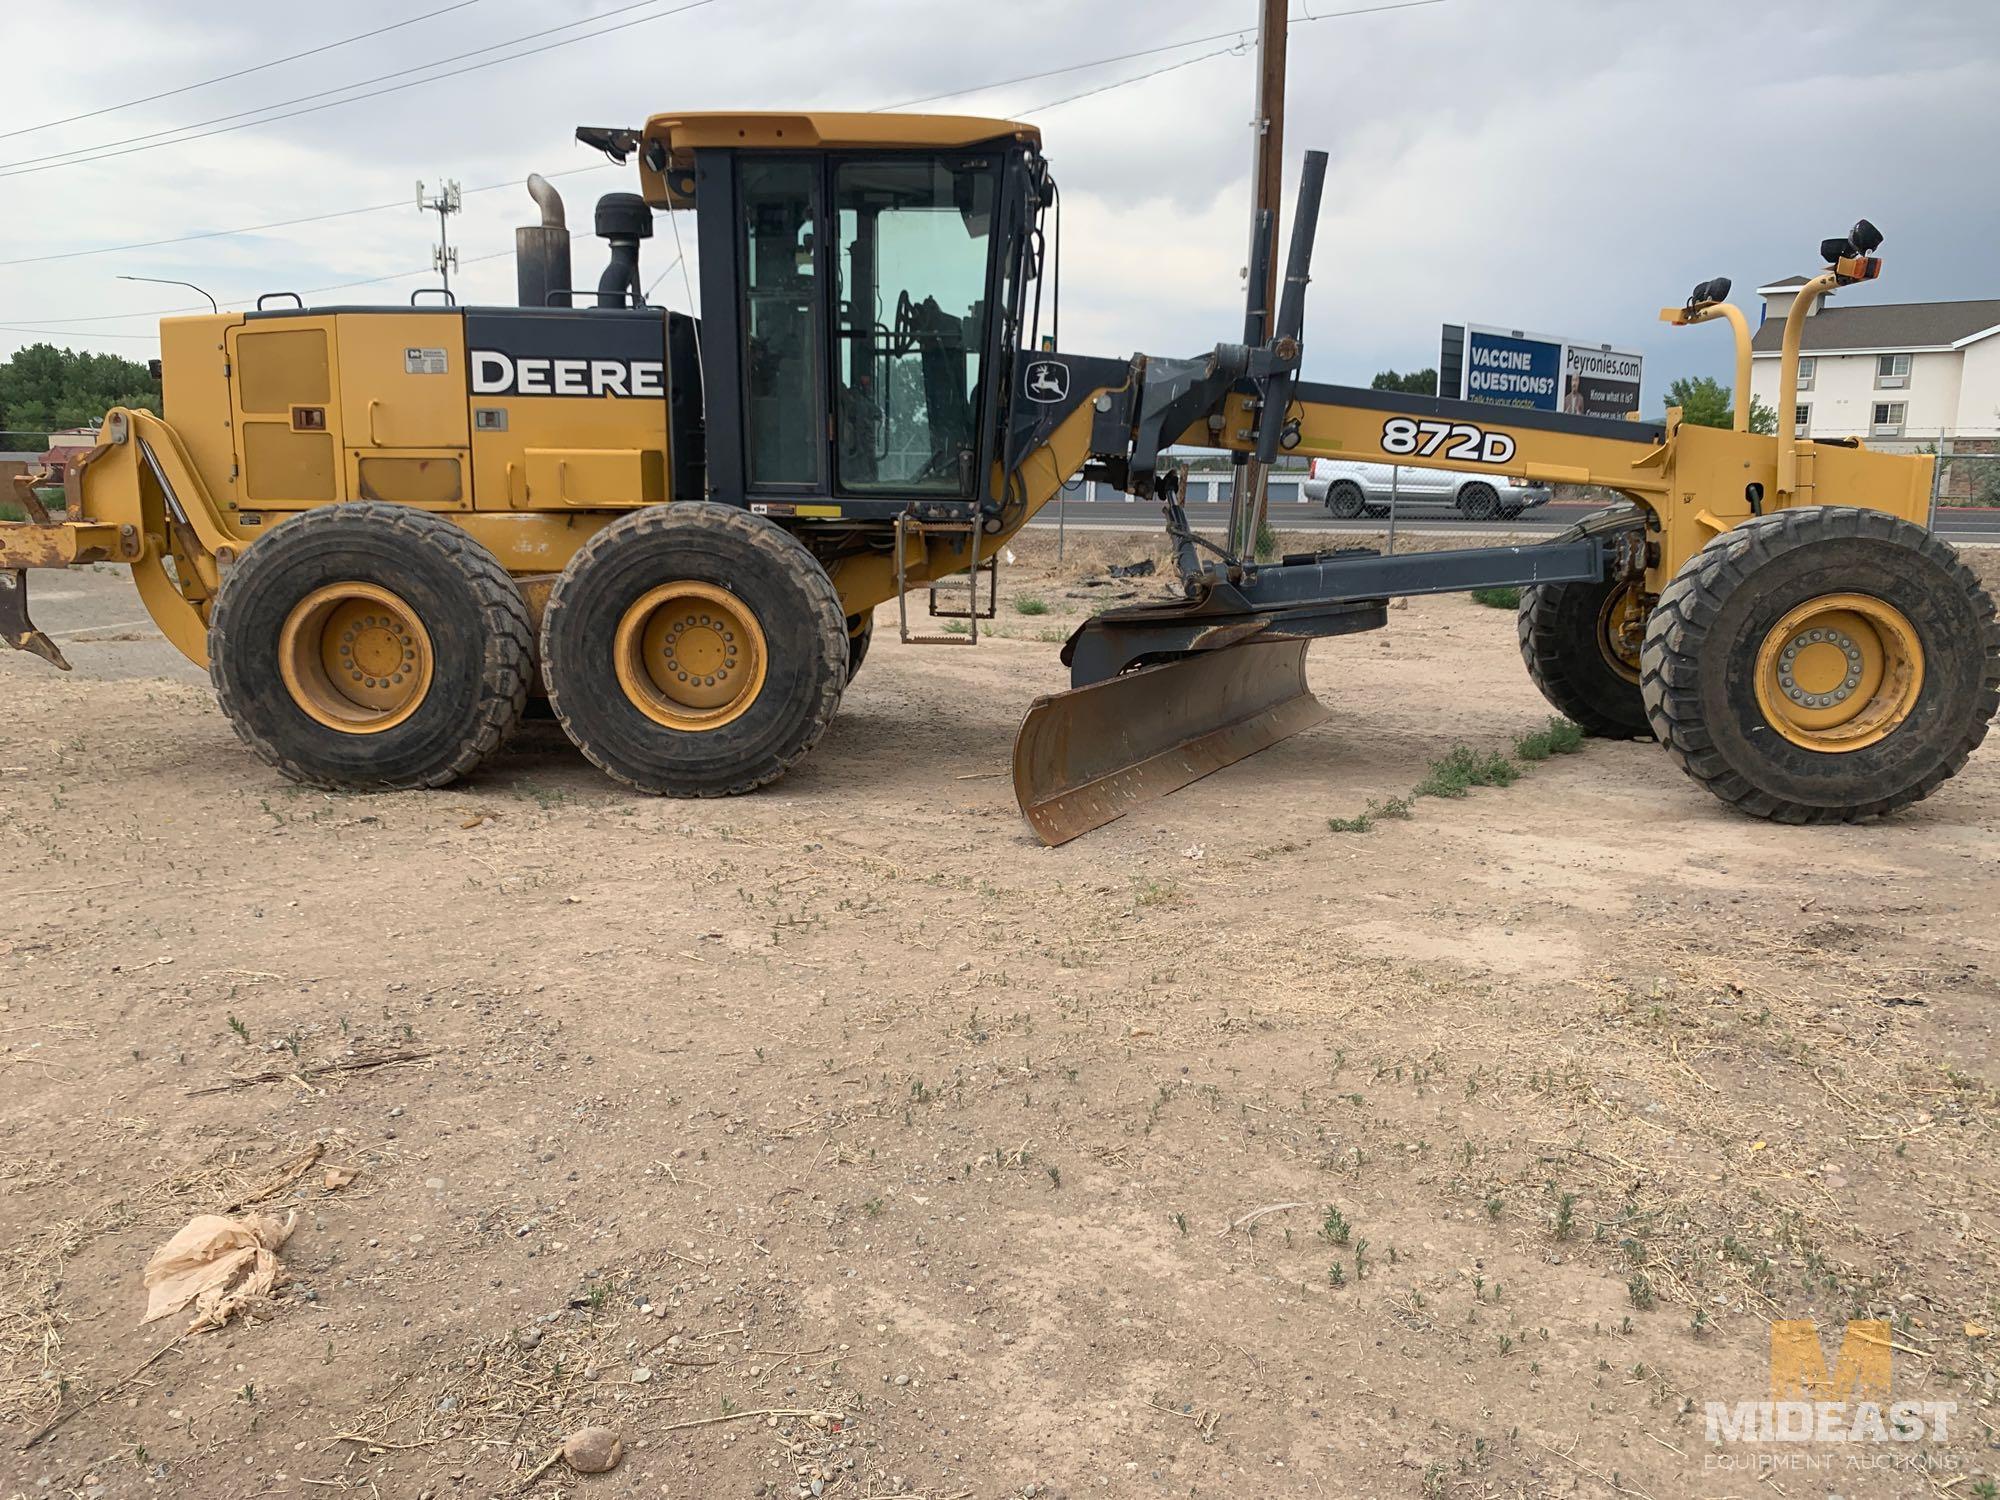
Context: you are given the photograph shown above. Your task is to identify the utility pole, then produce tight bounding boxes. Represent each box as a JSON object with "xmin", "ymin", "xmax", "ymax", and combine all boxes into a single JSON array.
[
  {"xmin": 1227, "ymin": 0, "xmax": 1289, "ymax": 566},
  {"xmin": 417, "ymin": 179, "xmax": 462, "ymax": 297}
]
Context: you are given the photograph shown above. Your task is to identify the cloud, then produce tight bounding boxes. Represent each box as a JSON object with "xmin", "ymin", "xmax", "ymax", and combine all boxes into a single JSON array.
[{"xmin": 3, "ymin": 0, "xmax": 1994, "ymax": 423}]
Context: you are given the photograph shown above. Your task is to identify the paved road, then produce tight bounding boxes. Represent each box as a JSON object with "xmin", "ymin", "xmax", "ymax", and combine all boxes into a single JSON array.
[{"xmin": 1027, "ymin": 498, "xmax": 2000, "ymax": 546}]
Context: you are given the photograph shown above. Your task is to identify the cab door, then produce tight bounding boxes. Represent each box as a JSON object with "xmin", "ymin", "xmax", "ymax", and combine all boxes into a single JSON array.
[{"xmin": 334, "ymin": 312, "xmax": 472, "ymax": 511}]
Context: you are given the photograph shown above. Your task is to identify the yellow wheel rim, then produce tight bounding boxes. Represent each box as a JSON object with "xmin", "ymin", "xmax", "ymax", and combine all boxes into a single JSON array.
[
  {"xmin": 1753, "ymin": 592, "xmax": 1923, "ymax": 753},
  {"xmin": 613, "ymin": 581, "xmax": 768, "ymax": 731},
  {"xmin": 1596, "ymin": 580, "xmax": 1645, "ymax": 685},
  {"xmin": 279, "ymin": 582, "xmax": 435, "ymax": 734}
]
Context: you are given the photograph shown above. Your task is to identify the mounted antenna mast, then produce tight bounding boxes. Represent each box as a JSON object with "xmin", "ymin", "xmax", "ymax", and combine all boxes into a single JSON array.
[{"xmin": 1226, "ymin": 0, "xmax": 1290, "ymax": 564}]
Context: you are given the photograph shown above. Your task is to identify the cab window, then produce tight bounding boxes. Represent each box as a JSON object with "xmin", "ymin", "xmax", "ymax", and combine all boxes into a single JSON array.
[{"xmin": 832, "ymin": 157, "xmax": 994, "ymax": 497}]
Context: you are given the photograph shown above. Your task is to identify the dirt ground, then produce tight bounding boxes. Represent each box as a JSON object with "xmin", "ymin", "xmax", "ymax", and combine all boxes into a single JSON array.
[{"xmin": 2, "ymin": 534, "xmax": 1997, "ymax": 1500}]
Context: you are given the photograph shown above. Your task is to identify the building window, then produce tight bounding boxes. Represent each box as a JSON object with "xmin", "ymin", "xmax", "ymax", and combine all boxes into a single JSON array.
[
  {"xmin": 1796, "ymin": 357, "xmax": 1815, "ymax": 391},
  {"xmin": 1871, "ymin": 402, "xmax": 1906, "ymax": 437},
  {"xmin": 1794, "ymin": 403, "xmax": 1811, "ymax": 436},
  {"xmin": 1875, "ymin": 352, "xmax": 1910, "ymax": 389}
]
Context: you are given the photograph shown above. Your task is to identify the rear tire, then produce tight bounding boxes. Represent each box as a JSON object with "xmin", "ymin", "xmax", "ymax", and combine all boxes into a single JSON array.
[
  {"xmin": 1641, "ymin": 506, "xmax": 2000, "ymax": 823},
  {"xmin": 1326, "ymin": 482, "xmax": 1365, "ymax": 520},
  {"xmin": 208, "ymin": 503, "xmax": 532, "ymax": 788},
  {"xmin": 540, "ymin": 503, "xmax": 847, "ymax": 796}
]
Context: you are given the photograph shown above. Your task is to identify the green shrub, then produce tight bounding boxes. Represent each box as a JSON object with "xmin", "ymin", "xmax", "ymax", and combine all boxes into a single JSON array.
[
  {"xmin": 1414, "ymin": 745, "xmax": 1519, "ymax": 799},
  {"xmin": 1013, "ymin": 594, "xmax": 1050, "ymax": 616},
  {"xmin": 1470, "ymin": 586, "xmax": 1521, "ymax": 609},
  {"xmin": 1513, "ymin": 717, "xmax": 1585, "ymax": 761}
]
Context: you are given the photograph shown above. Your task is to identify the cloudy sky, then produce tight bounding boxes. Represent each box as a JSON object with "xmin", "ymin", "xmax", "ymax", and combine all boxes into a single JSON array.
[{"xmin": 2, "ymin": 0, "xmax": 1994, "ymax": 412}]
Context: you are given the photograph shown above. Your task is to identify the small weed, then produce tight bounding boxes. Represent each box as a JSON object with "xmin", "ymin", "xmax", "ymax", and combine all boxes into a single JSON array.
[
  {"xmin": 1327, "ymin": 1262, "xmax": 1346, "ymax": 1287},
  {"xmin": 1553, "ymin": 1191, "xmax": 1577, "ymax": 1241},
  {"xmin": 1046, "ymin": 1165, "xmax": 1061, "ymax": 1190},
  {"xmin": 1326, "ymin": 795, "xmax": 1414, "ymax": 834},
  {"xmin": 1470, "ymin": 585, "xmax": 1521, "ymax": 609},
  {"xmin": 1484, "ymin": 1196, "xmax": 1504, "ymax": 1221},
  {"xmin": 1628, "ymin": 1274, "xmax": 1656, "ymax": 1311},
  {"xmin": 1415, "ymin": 745, "xmax": 1520, "ymax": 799},
  {"xmin": 1513, "ymin": 716, "xmax": 1586, "ymax": 761},
  {"xmin": 1013, "ymin": 594, "xmax": 1050, "ymax": 616},
  {"xmin": 862, "ymin": 1198, "xmax": 884, "ymax": 1217},
  {"xmin": 1172, "ymin": 1212, "xmax": 1189, "ymax": 1236},
  {"xmin": 586, "ymin": 1282, "xmax": 610, "ymax": 1310},
  {"xmin": 226, "ymin": 1014, "xmax": 249, "ymax": 1041},
  {"xmin": 1319, "ymin": 1205, "xmax": 1351, "ymax": 1246},
  {"xmin": 943, "ymin": 620, "xmax": 969, "ymax": 635}
]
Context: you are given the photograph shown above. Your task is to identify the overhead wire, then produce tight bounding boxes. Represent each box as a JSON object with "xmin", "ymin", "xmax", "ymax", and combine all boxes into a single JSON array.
[
  {"xmin": 8, "ymin": 0, "xmax": 1439, "ymax": 273},
  {"xmin": 5, "ymin": 0, "xmax": 1444, "ymax": 341},
  {"xmin": 0, "ymin": 0, "xmax": 489, "ymax": 142},
  {"xmin": 0, "ymin": 0, "xmax": 723, "ymax": 179}
]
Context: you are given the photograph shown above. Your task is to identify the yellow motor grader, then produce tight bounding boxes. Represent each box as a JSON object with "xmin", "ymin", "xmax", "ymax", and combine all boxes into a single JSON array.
[{"xmin": 3, "ymin": 111, "xmax": 1994, "ymax": 842}]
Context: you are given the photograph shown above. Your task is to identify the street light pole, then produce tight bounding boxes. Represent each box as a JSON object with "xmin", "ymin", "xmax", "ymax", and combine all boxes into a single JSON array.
[{"xmin": 116, "ymin": 275, "xmax": 217, "ymax": 313}]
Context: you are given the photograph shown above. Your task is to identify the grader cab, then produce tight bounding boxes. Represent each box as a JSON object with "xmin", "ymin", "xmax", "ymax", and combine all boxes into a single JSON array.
[{"xmin": 1, "ymin": 111, "xmax": 1994, "ymax": 840}]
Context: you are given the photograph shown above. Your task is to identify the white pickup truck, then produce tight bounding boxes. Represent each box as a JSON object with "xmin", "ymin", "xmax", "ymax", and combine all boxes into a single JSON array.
[{"xmin": 1304, "ymin": 458, "xmax": 1553, "ymax": 520}]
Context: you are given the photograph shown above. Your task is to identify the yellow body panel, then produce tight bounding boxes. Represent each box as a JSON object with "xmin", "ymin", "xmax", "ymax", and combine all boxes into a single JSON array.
[
  {"xmin": 472, "ymin": 394, "xmax": 669, "ymax": 510},
  {"xmin": 334, "ymin": 314, "xmax": 471, "ymax": 450},
  {"xmin": 159, "ymin": 315, "xmax": 241, "ymax": 515},
  {"xmin": 228, "ymin": 317, "xmax": 345, "ymax": 506}
]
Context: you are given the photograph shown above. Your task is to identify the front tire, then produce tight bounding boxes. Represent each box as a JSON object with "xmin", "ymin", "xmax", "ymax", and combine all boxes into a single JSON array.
[
  {"xmin": 846, "ymin": 612, "xmax": 874, "ymax": 684},
  {"xmin": 1641, "ymin": 507, "xmax": 1999, "ymax": 823},
  {"xmin": 1518, "ymin": 508, "xmax": 1653, "ymax": 740},
  {"xmin": 540, "ymin": 503, "xmax": 847, "ymax": 796}
]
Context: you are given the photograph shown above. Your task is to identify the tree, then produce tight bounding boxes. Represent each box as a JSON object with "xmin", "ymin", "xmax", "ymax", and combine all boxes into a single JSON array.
[
  {"xmin": 1664, "ymin": 374, "xmax": 1776, "ymax": 435},
  {"xmin": 0, "ymin": 343, "xmax": 161, "ymax": 450},
  {"xmin": 1371, "ymin": 368, "xmax": 1437, "ymax": 397}
]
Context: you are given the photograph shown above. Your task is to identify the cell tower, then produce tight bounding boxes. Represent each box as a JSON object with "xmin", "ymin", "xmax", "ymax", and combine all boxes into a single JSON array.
[{"xmin": 417, "ymin": 179, "xmax": 463, "ymax": 296}]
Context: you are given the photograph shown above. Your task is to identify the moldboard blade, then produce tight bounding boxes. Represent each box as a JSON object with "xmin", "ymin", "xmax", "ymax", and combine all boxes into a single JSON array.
[{"xmin": 1012, "ymin": 636, "xmax": 1327, "ymax": 846}]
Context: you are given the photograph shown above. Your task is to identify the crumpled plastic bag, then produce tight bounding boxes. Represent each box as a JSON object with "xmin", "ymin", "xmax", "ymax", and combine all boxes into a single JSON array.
[{"xmin": 141, "ymin": 1211, "xmax": 296, "ymax": 1331}]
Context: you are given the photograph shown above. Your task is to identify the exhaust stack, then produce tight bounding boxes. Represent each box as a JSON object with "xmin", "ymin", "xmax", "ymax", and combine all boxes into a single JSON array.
[
  {"xmin": 515, "ymin": 174, "xmax": 572, "ymax": 309},
  {"xmin": 594, "ymin": 193, "xmax": 652, "ymax": 308}
]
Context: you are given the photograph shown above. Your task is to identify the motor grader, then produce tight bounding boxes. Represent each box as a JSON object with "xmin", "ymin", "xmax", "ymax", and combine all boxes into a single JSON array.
[{"xmin": 3, "ymin": 111, "xmax": 1995, "ymax": 842}]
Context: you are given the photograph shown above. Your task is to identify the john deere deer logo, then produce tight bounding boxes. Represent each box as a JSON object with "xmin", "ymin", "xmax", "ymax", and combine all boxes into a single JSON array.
[{"xmin": 1025, "ymin": 359, "xmax": 1069, "ymax": 402}]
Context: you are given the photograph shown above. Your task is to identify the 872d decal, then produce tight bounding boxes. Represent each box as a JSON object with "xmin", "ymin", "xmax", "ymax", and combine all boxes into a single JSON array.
[{"xmin": 1380, "ymin": 417, "xmax": 1516, "ymax": 464}]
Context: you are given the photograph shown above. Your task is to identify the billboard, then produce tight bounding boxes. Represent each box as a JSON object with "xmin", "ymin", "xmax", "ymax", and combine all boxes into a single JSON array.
[{"xmin": 1440, "ymin": 323, "xmax": 1643, "ymax": 420}]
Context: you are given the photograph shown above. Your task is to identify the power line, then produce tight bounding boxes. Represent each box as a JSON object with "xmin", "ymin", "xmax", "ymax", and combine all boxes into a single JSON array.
[
  {"xmin": 0, "ymin": 0, "xmax": 489, "ymax": 144},
  {"xmin": 0, "ymin": 163, "xmax": 616, "ymax": 271},
  {"xmin": 3, "ymin": 0, "xmax": 1445, "ymax": 338},
  {"xmin": 5, "ymin": 0, "xmax": 1438, "ymax": 271},
  {"xmin": 880, "ymin": 1, "xmax": 1445, "ymax": 112},
  {"xmin": 1020, "ymin": 43, "xmax": 1247, "ymax": 116},
  {"xmin": 0, "ymin": 0, "xmax": 723, "ymax": 180},
  {"xmin": 5, "ymin": 234, "xmax": 596, "ymax": 343}
]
